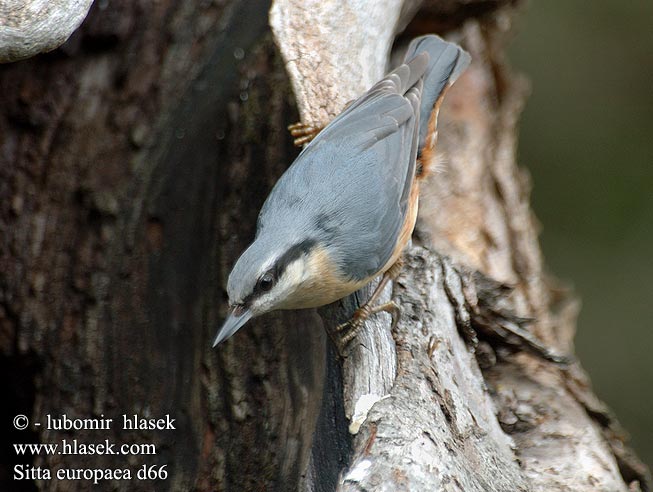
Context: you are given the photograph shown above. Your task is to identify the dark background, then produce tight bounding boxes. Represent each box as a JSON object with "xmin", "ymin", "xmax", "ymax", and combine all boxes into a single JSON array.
[{"xmin": 509, "ymin": 0, "xmax": 653, "ymax": 468}]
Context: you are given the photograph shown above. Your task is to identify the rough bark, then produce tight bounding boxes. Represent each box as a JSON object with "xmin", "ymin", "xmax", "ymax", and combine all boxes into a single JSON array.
[
  {"xmin": 1, "ymin": 1, "xmax": 329, "ymax": 490},
  {"xmin": 0, "ymin": 0, "xmax": 94, "ymax": 62},
  {"xmin": 0, "ymin": 0, "xmax": 649, "ymax": 492}
]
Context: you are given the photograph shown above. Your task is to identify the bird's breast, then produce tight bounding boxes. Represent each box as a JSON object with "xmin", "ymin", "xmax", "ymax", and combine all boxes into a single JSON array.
[{"xmin": 278, "ymin": 244, "xmax": 369, "ymax": 310}]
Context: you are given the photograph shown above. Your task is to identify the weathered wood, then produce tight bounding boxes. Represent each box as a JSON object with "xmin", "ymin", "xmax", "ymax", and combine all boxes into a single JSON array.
[
  {"xmin": 270, "ymin": 0, "xmax": 408, "ymax": 127},
  {"xmin": 0, "ymin": 0, "xmax": 94, "ymax": 62},
  {"xmin": 340, "ymin": 249, "xmax": 529, "ymax": 491}
]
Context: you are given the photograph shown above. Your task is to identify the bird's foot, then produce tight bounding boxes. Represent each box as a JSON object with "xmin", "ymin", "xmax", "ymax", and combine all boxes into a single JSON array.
[
  {"xmin": 334, "ymin": 300, "xmax": 401, "ymax": 354},
  {"xmin": 288, "ymin": 122, "xmax": 322, "ymax": 147}
]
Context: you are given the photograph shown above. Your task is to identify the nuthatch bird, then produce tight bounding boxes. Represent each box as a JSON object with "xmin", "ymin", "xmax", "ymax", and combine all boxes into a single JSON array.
[{"xmin": 213, "ymin": 35, "xmax": 470, "ymax": 348}]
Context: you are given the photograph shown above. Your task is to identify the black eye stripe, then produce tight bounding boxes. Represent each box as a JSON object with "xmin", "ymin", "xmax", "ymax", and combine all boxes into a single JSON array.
[
  {"xmin": 274, "ymin": 239, "xmax": 317, "ymax": 276},
  {"xmin": 257, "ymin": 272, "xmax": 275, "ymax": 292},
  {"xmin": 247, "ymin": 239, "xmax": 318, "ymax": 301}
]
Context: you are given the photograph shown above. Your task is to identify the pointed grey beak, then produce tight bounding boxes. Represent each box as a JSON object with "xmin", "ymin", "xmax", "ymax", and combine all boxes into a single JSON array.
[{"xmin": 212, "ymin": 305, "xmax": 253, "ymax": 347}]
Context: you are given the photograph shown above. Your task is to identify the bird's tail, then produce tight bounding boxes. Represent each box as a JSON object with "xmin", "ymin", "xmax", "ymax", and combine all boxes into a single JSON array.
[{"xmin": 404, "ymin": 35, "xmax": 470, "ymax": 177}]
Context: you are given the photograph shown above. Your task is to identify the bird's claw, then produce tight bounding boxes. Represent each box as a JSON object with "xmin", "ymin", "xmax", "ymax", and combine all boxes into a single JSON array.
[
  {"xmin": 288, "ymin": 122, "xmax": 322, "ymax": 147},
  {"xmin": 333, "ymin": 301, "xmax": 401, "ymax": 355}
]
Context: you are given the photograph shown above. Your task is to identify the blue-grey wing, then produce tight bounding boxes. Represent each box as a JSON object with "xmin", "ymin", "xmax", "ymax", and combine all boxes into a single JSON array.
[
  {"xmin": 312, "ymin": 85, "xmax": 422, "ymax": 279},
  {"xmin": 257, "ymin": 36, "xmax": 470, "ymax": 282},
  {"xmin": 258, "ymin": 55, "xmax": 426, "ymax": 281}
]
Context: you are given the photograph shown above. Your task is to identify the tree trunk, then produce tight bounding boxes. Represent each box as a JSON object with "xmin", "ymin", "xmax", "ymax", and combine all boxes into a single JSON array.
[{"xmin": 0, "ymin": 1, "xmax": 649, "ymax": 491}]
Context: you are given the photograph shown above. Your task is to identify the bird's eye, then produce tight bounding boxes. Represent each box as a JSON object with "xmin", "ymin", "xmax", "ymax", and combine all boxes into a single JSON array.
[{"xmin": 257, "ymin": 272, "xmax": 275, "ymax": 292}]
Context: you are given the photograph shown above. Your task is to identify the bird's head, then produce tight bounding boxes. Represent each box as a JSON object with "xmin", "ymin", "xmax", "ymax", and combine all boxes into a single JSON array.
[{"xmin": 213, "ymin": 238, "xmax": 332, "ymax": 346}]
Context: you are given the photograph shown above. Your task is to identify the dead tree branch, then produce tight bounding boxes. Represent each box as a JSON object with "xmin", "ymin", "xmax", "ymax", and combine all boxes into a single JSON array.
[{"xmin": 0, "ymin": 0, "xmax": 93, "ymax": 62}]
